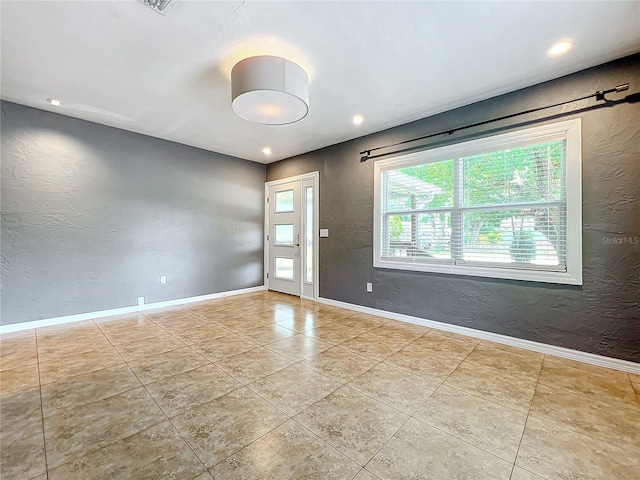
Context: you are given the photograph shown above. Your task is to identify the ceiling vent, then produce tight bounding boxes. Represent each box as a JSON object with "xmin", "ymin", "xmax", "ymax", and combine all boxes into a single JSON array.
[{"xmin": 140, "ymin": 0, "xmax": 176, "ymax": 15}]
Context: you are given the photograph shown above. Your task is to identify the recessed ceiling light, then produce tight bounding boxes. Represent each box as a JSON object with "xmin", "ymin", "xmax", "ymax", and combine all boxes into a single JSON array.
[
  {"xmin": 352, "ymin": 114, "xmax": 364, "ymax": 125},
  {"xmin": 47, "ymin": 98, "xmax": 62, "ymax": 106},
  {"xmin": 262, "ymin": 147, "xmax": 272, "ymax": 156},
  {"xmin": 547, "ymin": 39, "xmax": 573, "ymax": 58}
]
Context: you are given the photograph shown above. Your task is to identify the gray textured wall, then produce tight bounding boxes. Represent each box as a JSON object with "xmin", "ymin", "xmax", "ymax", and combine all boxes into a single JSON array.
[
  {"xmin": 268, "ymin": 54, "xmax": 640, "ymax": 362},
  {"xmin": 1, "ymin": 101, "xmax": 265, "ymax": 325}
]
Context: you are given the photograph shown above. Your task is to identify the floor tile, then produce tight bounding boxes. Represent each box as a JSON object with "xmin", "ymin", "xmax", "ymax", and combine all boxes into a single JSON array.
[
  {"xmin": 145, "ymin": 363, "xmax": 241, "ymax": 417},
  {"xmin": 193, "ymin": 472, "xmax": 215, "ymax": 480},
  {"xmin": 112, "ymin": 332, "xmax": 186, "ymax": 361},
  {"xmin": 38, "ymin": 347, "xmax": 125, "ymax": 385},
  {"xmin": 444, "ymin": 361, "xmax": 537, "ymax": 412},
  {"xmin": 210, "ymin": 419, "xmax": 361, "ymax": 479},
  {"xmin": 537, "ymin": 358, "xmax": 637, "ymax": 408},
  {"xmin": 153, "ymin": 314, "xmax": 214, "ymax": 332},
  {"xmin": 302, "ymin": 346, "xmax": 379, "ymax": 383},
  {"xmin": 426, "ymin": 329, "xmax": 482, "ymax": 345},
  {"xmin": 0, "ymin": 331, "xmax": 38, "ymax": 371},
  {"xmin": 36, "ymin": 321, "xmax": 102, "ymax": 341},
  {"xmin": 47, "ymin": 421, "xmax": 205, "ymax": 480},
  {"xmin": 215, "ymin": 346, "xmax": 295, "ymax": 383},
  {"xmin": 1, "ymin": 387, "xmax": 43, "ymax": 429},
  {"xmin": 37, "ymin": 334, "xmax": 115, "ymax": 363},
  {"xmin": 543, "ymin": 354, "xmax": 631, "ymax": 380},
  {"xmin": 340, "ymin": 332, "xmax": 407, "ymax": 360},
  {"xmin": 529, "ymin": 382, "xmax": 640, "ymax": 449},
  {"xmin": 40, "ymin": 363, "xmax": 141, "ymax": 418},
  {"xmin": 414, "ymin": 384, "xmax": 527, "ymax": 462},
  {"xmin": 353, "ymin": 469, "xmax": 381, "ymax": 480},
  {"xmin": 304, "ymin": 324, "xmax": 361, "ymax": 344},
  {"xmin": 171, "ymin": 387, "xmax": 288, "ymax": 468},
  {"xmin": 0, "ymin": 416, "xmax": 47, "ymax": 480},
  {"xmin": 464, "ymin": 342, "xmax": 543, "ymax": 379},
  {"xmin": 98, "ymin": 322, "xmax": 167, "ymax": 345},
  {"xmin": 166, "ymin": 323, "xmax": 233, "ymax": 345},
  {"xmin": 407, "ymin": 332, "xmax": 478, "ymax": 358},
  {"xmin": 629, "ymin": 372, "xmax": 640, "ymax": 383},
  {"xmin": 516, "ymin": 416, "xmax": 638, "ymax": 480},
  {"xmin": 510, "ymin": 466, "xmax": 545, "ymax": 480},
  {"xmin": 273, "ymin": 311, "xmax": 335, "ymax": 332},
  {"xmin": 295, "ymin": 386, "xmax": 409, "ymax": 465},
  {"xmin": 191, "ymin": 333, "xmax": 260, "ymax": 362},
  {"xmin": 385, "ymin": 346, "xmax": 464, "ymax": 381},
  {"xmin": 366, "ymin": 417, "xmax": 512, "ymax": 480},
  {"xmin": 141, "ymin": 301, "xmax": 196, "ymax": 323},
  {"xmin": 248, "ymin": 363, "xmax": 341, "ymax": 415},
  {"xmin": 127, "ymin": 346, "xmax": 208, "ymax": 385},
  {"xmin": 265, "ymin": 334, "xmax": 332, "ymax": 361},
  {"xmin": 43, "ymin": 386, "xmax": 165, "ymax": 469},
  {"xmin": 370, "ymin": 323, "xmax": 426, "ymax": 342},
  {"xmin": 347, "ymin": 362, "xmax": 440, "ymax": 415},
  {"xmin": 239, "ymin": 323, "xmax": 297, "ymax": 344},
  {"xmin": 338, "ymin": 313, "xmax": 388, "ymax": 330},
  {"xmin": 0, "ymin": 362, "xmax": 40, "ymax": 395}
]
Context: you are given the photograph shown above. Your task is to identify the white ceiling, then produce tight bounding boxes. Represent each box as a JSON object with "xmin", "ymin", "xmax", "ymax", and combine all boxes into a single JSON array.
[{"xmin": 2, "ymin": 1, "xmax": 639, "ymax": 164}]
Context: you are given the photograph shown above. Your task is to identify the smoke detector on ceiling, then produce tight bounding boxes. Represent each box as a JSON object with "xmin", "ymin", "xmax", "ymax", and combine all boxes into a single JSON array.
[{"xmin": 140, "ymin": 0, "xmax": 176, "ymax": 15}]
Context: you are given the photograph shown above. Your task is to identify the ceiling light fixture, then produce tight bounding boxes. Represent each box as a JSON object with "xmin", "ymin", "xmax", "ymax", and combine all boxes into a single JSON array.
[
  {"xmin": 547, "ymin": 39, "xmax": 573, "ymax": 57},
  {"xmin": 262, "ymin": 147, "xmax": 272, "ymax": 156},
  {"xmin": 352, "ymin": 114, "xmax": 364, "ymax": 125},
  {"xmin": 47, "ymin": 98, "xmax": 62, "ymax": 106},
  {"xmin": 231, "ymin": 55, "xmax": 309, "ymax": 125}
]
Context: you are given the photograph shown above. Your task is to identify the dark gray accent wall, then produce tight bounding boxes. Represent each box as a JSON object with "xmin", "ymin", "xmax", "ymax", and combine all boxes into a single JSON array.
[
  {"xmin": 268, "ymin": 54, "xmax": 640, "ymax": 362},
  {"xmin": 1, "ymin": 101, "xmax": 265, "ymax": 325}
]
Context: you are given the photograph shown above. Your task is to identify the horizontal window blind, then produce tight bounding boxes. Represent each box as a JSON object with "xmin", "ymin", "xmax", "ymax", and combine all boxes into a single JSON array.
[{"xmin": 380, "ymin": 138, "xmax": 568, "ymax": 272}]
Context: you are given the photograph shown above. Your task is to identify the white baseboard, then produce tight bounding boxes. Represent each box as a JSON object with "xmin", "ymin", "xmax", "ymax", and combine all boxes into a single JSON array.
[
  {"xmin": 319, "ymin": 297, "xmax": 640, "ymax": 375},
  {"xmin": 0, "ymin": 286, "xmax": 266, "ymax": 334}
]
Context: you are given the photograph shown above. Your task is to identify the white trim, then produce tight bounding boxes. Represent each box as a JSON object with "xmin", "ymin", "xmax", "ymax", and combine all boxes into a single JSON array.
[
  {"xmin": 318, "ymin": 297, "xmax": 640, "ymax": 375},
  {"xmin": 265, "ymin": 171, "xmax": 320, "ymax": 301},
  {"xmin": 0, "ymin": 286, "xmax": 266, "ymax": 334},
  {"xmin": 373, "ymin": 118, "xmax": 583, "ymax": 285}
]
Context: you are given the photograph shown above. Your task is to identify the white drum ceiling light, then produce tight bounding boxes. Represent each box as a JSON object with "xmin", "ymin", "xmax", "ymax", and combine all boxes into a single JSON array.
[{"xmin": 231, "ymin": 55, "xmax": 309, "ymax": 125}]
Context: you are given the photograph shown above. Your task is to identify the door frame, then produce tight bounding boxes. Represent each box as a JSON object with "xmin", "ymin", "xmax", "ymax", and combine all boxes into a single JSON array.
[{"xmin": 264, "ymin": 171, "xmax": 320, "ymax": 301}]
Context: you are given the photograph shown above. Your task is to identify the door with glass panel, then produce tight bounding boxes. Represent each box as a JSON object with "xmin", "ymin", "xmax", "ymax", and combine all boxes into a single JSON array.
[{"xmin": 268, "ymin": 181, "xmax": 302, "ymax": 296}]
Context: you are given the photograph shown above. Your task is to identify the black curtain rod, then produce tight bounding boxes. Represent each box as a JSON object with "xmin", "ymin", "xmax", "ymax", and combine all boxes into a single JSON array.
[{"xmin": 359, "ymin": 83, "xmax": 630, "ymax": 162}]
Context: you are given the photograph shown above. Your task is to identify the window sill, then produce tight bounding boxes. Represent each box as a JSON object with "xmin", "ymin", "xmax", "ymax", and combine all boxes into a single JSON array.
[{"xmin": 374, "ymin": 258, "xmax": 582, "ymax": 285}]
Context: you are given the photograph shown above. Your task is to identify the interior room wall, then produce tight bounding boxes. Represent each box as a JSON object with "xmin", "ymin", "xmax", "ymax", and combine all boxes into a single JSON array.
[
  {"xmin": 267, "ymin": 54, "xmax": 640, "ymax": 362},
  {"xmin": 1, "ymin": 101, "xmax": 265, "ymax": 326}
]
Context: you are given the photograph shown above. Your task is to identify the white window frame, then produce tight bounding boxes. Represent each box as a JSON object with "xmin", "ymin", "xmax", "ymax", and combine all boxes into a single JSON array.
[{"xmin": 373, "ymin": 119, "xmax": 582, "ymax": 285}]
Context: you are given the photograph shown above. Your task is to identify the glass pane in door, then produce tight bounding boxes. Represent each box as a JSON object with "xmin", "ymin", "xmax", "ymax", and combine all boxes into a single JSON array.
[
  {"xmin": 275, "ymin": 224, "xmax": 294, "ymax": 245},
  {"xmin": 275, "ymin": 190, "xmax": 294, "ymax": 212},
  {"xmin": 274, "ymin": 257, "xmax": 294, "ymax": 280}
]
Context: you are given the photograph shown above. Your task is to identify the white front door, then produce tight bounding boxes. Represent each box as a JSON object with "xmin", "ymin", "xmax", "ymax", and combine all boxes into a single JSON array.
[{"xmin": 267, "ymin": 180, "xmax": 302, "ymax": 296}]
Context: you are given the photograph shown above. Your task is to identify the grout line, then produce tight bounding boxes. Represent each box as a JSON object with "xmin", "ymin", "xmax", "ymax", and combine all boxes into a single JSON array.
[
  {"xmin": 507, "ymin": 364, "xmax": 542, "ymax": 479},
  {"xmin": 33, "ymin": 330, "xmax": 50, "ymax": 480},
  {"xmin": 99, "ymin": 326, "xmax": 212, "ymax": 478}
]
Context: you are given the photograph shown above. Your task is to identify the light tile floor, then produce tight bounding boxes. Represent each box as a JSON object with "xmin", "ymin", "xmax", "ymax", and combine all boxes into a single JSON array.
[{"xmin": 1, "ymin": 291, "xmax": 639, "ymax": 479}]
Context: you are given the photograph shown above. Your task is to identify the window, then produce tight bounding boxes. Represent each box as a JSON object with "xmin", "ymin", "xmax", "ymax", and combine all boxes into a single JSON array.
[{"xmin": 374, "ymin": 119, "xmax": 582, "ymax": 285}]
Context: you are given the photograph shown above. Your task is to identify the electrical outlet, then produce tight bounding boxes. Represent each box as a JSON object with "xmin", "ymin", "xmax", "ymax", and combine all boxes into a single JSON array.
[
  {"xmin": 366, "ymin": 282, "xmax": 373, "ymax": 293},
  {"xmin": 160, "ymin": 275, "xmax": 167, "ymax": 284},
  {"xmin": 137, "ymin": 296, "xmax": 145, "ymax": 306}
]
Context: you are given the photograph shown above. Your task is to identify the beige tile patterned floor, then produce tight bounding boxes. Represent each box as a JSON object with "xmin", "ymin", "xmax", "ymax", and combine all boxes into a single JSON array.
[{"xmin": 1, "ymin": 291, "xmax": 639, "ymax": 479}]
